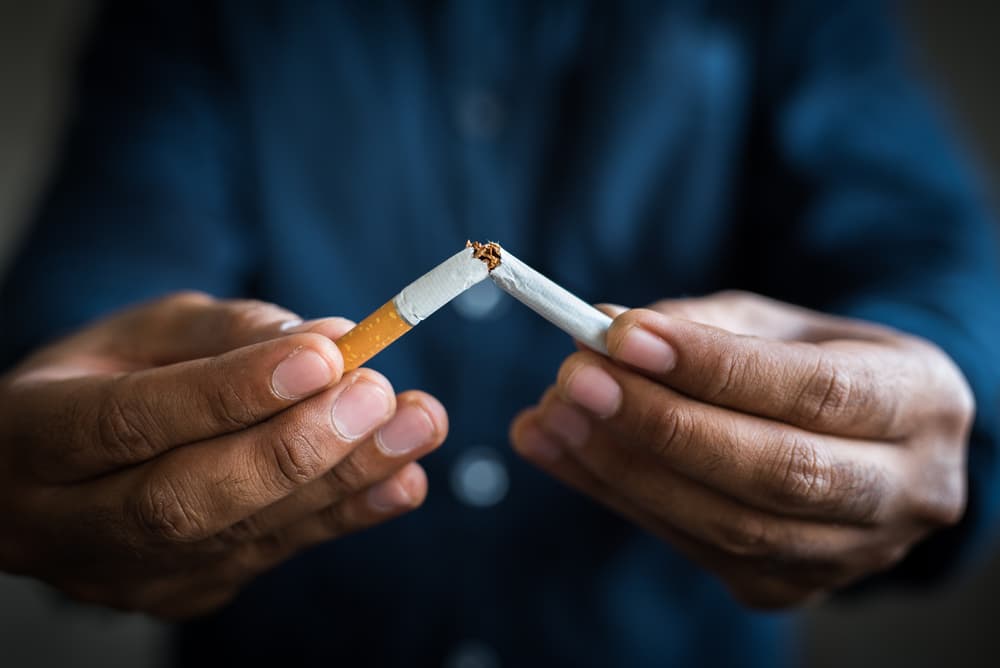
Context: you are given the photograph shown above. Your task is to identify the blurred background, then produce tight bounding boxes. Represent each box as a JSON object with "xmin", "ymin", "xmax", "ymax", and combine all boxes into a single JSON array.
[{"xmin": 1, "ymin": 1, "xmax": 999, "ymax": 666}]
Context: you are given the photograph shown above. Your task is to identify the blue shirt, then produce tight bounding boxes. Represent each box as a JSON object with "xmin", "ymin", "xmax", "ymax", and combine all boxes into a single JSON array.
[{"xmin": 3, "ymin": 1, "xmax": 1000, "ymax": 666}]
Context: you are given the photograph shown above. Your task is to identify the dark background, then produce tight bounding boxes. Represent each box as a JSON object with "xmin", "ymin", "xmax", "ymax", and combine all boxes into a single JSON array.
[{"xmin": 1, "ymin": 2, "xmax": 998, "ymax": 666}]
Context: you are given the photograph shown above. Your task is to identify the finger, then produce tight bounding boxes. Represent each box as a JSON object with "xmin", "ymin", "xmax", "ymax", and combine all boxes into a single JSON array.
[
  {"xmin": 535, "ymin": 391, "xmax": 896, "ymax": 568},
  {"xmin": 605, "ymin": 308, "xmax": 921, "ymax": 439},
  {"xmin": 511, "ymin": 411, "xmax": 828, "ymax": 609},
  {"xmin": 216, "ymin": 391, "xmax": 447, "ymax": 543},
  {"xmin": 96, "ymin": 292, "xmax": 306, "ymax": 365},
  {"xmin": 512, "ymin": 407, "xmax": 723, "ymax": 549},
  {"xmin": 555, "ymin": 351, "xmax": 901, "ymax": 524},
  {"xmin": 113, "ymin": 368, "xmax": 397, "ymax": 543},
  {"xmin": 644, "ymin": 291, "xmax": 890, "ymax": 341},
  {"xmin": 136, "ymin": 462, "xmax": 430, "ymax": 619},
  {"xmin": 91, "ymin": 293, "xmax": 355, "ymax": 366},
  {"xmin": 19, "ymin": 331, "xmax": 346, "ymax": 481},
  {"xmin": 226, "ymin": 462, "xmax": 428, "ymax": 574}
]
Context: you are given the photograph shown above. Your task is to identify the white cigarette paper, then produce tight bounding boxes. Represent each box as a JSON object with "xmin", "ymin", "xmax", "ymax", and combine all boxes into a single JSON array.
[
  {"xmin": 393, "ymin": 247, "xmax": 491, "ymax": 325},
  {"xmin": 490, "ymin": 246, "xmax": 613, "ymax": 353}
]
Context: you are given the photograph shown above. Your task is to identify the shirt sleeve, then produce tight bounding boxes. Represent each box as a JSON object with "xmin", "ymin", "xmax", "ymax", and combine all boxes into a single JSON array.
[
  {"xmin": 735, "ymin": 0, "xmax": 1000, "ymax": 584},
  {"xmin": 0, "ymin": 0, "xmax": 255, "ymax": 370}
]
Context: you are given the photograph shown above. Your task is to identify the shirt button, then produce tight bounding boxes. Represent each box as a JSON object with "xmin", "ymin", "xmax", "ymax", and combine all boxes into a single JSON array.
[
  {"xmin": 443, "ymin": 640, "xmax": 501, "ymax": 668},
  {"xmin": 451, "ymin": 446, "xmax": 509, "ymax": 508},
  {"xmin": 452, "ymin": 280, "xmax": 505, "ymax": 320},
  {"xmin": 455, "ymin": 89, "xmax": 506, "ymax": 139}
]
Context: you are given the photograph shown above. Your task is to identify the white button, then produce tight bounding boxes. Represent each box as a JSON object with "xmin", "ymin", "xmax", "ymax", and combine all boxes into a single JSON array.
[
  {"xmin": 443, "ymin": 640, "xmax": 501, "ymax": 668},
  {"xmin": 452, "ymin": 279, "xmax": 505, "ymax": 320},
  {"xmin": 455, "ymin": 90, "xmax": 505, "ymax": 139},
  {"xmin": 451, "ymin": 447, "xmax": 509, "ymax": 508}
]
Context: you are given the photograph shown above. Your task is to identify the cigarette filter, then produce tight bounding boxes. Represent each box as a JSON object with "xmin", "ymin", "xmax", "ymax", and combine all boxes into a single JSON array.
[
  {"xmin": 489, "ymin": 245, "xmax": 613, "ymax": 353},
  {"xmin": 335, "ymin": 247, "xmax": 491, "ymax": 370}
]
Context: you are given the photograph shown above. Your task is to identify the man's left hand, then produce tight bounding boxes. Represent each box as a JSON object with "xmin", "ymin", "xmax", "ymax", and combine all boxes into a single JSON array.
[{"xmin": 511, "ymin": 291, "xmax": 973, "ymax": 608}]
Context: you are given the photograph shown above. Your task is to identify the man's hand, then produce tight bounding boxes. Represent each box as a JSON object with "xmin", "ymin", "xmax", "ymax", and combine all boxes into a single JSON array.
[
  {"xmin": 511, "ymin": 291, "xmax": 973, "ymax": 608},
  {"xmin": 0, "ymin": 292, "xmax": 447, "ymax": 618}
]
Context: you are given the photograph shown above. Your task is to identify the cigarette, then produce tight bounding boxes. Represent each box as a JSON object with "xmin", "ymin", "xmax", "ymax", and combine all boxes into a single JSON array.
[
  {"xmin": 335, "ymin": 241, "xmax": 613, "ymax": 370},
  {"xmin": 335, "ymin": 247, "xmax": 491, "ymax": 370},
  {"xmin": 487, "ymin": 244, "xmax": 613, "ymax": 354}
]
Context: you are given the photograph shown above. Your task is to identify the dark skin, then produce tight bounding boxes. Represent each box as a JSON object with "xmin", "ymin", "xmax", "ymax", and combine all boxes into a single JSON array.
[
  {"xmin": 511, "ymin": 292, "xmax": 973, "ymax": 608},
  {"xmin": 0, "ymin": 290, "xmax": 973, "ymax": 616},
  {"xmin": 0, "ymin": 292, "xmax": 448, "ymax": 618}
]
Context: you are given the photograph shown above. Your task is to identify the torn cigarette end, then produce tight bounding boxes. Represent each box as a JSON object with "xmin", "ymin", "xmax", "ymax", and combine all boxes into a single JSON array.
[
  {"xmin": 488, "ymin": 244, "xmax": 613, "ymax": 354},
  {"xmin": 466, "ymin": 240, "xmax": 502, "ymax": 271},
  {"xmin": 333, "ymin": 240, "xmax": 612, "ymax": 371}
]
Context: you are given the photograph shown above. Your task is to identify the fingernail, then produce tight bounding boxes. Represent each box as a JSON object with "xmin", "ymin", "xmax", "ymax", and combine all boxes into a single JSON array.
[
  {"xmin": 331, "ymin": 379, "xmax": 391, "ymax": 440},
  {"xmin": 272, "ymin": 349, "xmax": 333, "ymax": 399},
  {"xmin": 617, "ymin": 325, "xmax": 676, "ymax": 373},
  {"xmin": 367, "ymin": 478, "xmax": 412, "ymax": 512},
  {"xmin": 281, "ymin": 318, "xmax": 322, "ymax": 333},
  {"xmin": 517, "ymin": 424, "xmax": 563, "ymax": 463},
  {"xmin": 566, "ymin": 365, "xmax": 622, "ymax": 418},
  {"xmin": 375, "ymin": 404, "xmax": 435, "ymax": 456},
  {"xmin": 541, "ymin": 402, "xmax": 591, "ymax": 449}
]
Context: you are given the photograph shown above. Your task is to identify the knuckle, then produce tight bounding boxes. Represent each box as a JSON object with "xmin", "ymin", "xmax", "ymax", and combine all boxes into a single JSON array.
[
  {"xmin": 268, "ymin": 425, "xmax": 327, "ymax": 492},
  {"xmin": 162, "ymin": 290, "xmax": 213, "ymax": 309},
  {"xmin": 96, "ymin": 379, "xmax": 158, "ymax": 462},
  {"xmin": 705, "ymin": 349, "xmax": 745, "ymax": 402},
  {"xmin": 715, "ymin": 290, "xmax": 759, "ymax": 320},
  {"xmin": 243, "ymin": 531, "xmax": 290, "ymax": 568},
  {"xmin": 227, "ymin": 299, "xmax": 287, "ymax": 333},
  {"xmin": 914, "ymin": 465, "xmax": 967, "ymax": 527},
  {"xmin": 946, "ymin": 384, "xmax": 976, "ymax": 434},
  {"xmin": 318, "ymin": 500, "xmax": 362, "ymax": 537},
  {"xmin": 715, "ymin": 515, "xmax": 779, "ymax": 558},
  {"xmin": 647, "ymin": 299, "xmax": 674, "ymax": 313},
  {"xmin": 764, "ymin": 432, "xmax": 885, "ymax": 522},
  {"xmin": 937, "ymin": 484, "xmax": 968, "ymax": 526},
  {"xmin": 934, "ymin": 362, "xmax": 976, "ymax": 436},
  {"xmin": 206, "ymin": 363, "xmax": 260, "ymax": 430},
  {"xmin": 796, "ymin": 354, "xmax": 855, "ymax": 425},
  {"xmin": 635, "ymin": 403, "xmax": 688, "ymax": 458},
  {"xmin": 216, "ymin": 515, "xmax": 266, "ymax": 547},
  {"xmin": 321, "ymin": 456, "xmax": 370, "ymax": 499},
  {"xmin": 764, "ymin": 433, "xmax": 836, "ymax": 509},
  {"xmin": 133, "ymin": 476, "xmax": 209, "ymax": 543},
  {"xmin": 714, "ymin": 289, "xmax": 754, "ymax": 305}
]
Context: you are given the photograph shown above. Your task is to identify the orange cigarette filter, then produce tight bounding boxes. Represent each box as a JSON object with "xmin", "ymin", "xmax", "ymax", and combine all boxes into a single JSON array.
[
  {"xmin": 335, "ymin": 243, "xmax": 498, "ymax": 370},
  {"xmin": 336, "ymin": 301, "xmax": 413, "ymax": 371}
]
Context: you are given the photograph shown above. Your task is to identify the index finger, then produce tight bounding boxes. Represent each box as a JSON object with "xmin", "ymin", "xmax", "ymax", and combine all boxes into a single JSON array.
[
  {"xmin": 118, "ymin": 368, "xmax": 397, "ymax": 544},
  {"xmin": 555, "ymin": 351, "xmax": 899, "ymax": 525},
  {"xmin": 16, "ymin": 332, "xmax": 345, "ymax": 482},
  {"xmin": 605, "ymin": 309, "xmax": 920, "ymax": 439}
]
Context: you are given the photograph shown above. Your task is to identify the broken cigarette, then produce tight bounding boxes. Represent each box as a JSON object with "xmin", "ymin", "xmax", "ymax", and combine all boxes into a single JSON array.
[
  {"xmin": 487, "ymin": 244, "xmax": 613, "ymax": 354},
  {"xmin": 335, "ymin": 247, "xmax": 491, "ymax": 370},
  {"xmin": 335, "ymin": 241, "xmax": 613, "ymax": 370}
]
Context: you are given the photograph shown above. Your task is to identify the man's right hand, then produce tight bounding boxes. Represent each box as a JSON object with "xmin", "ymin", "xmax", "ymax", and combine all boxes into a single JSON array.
[{"xmin": 0, "ymin": 292, "xmax": 447, "ymax": 618}]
